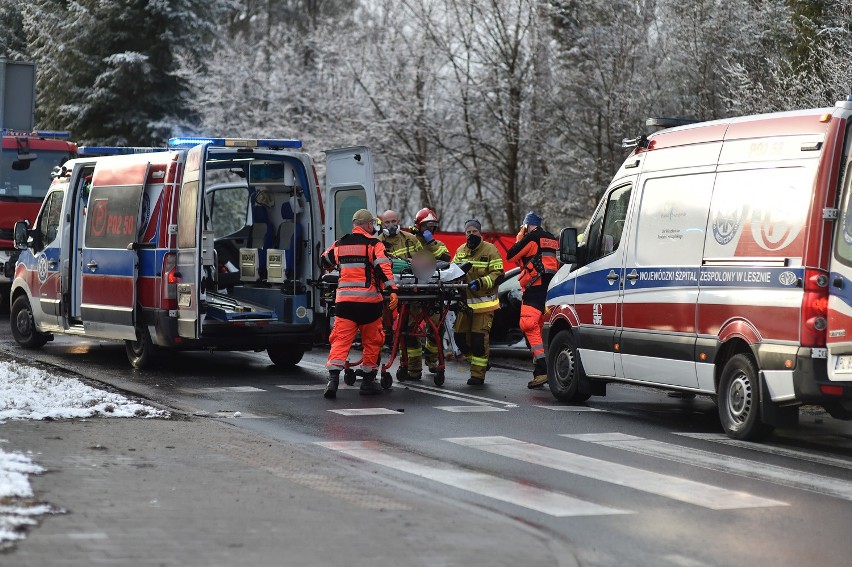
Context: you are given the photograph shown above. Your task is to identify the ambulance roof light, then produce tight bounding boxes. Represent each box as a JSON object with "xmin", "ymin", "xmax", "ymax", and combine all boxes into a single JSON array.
[
  {"xmin": 77, "ymin": 146, "xmax": 169, "ymax": 156},
  {"xmin": 1, "ymin": 129, "xmax": 72, "ymax": 139},
  {"xmin": 167, "ymin": 137, "xmax": 302, "ymax": 150}
]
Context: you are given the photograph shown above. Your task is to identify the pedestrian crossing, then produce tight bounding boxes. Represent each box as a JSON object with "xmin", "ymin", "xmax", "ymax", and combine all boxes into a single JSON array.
[{"xmin": 316, "ymin": 432, "xmax": 852, "ymax": 518}]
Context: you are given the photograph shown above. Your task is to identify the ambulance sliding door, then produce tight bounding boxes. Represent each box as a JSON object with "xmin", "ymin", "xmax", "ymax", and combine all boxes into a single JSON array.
[
  {"xmin": 618, "ymin": 173, "xmax": 712, "ymax": 387},
  {"xmin": 324, "ymin": 146, "xmax": 376, "ymax": 249},
  {"xmin": 176, "ymin": 144, "xmax": 208, "ymax": 339},
  {"xmin": 80, "ymin": 162, "xmax": 149, "ymax": 339}
]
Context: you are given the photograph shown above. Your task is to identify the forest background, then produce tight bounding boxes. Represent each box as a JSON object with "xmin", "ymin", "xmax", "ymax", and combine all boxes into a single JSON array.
[{"xmin": 2, "ymin": 0, "xmax": 851, "ymax": 232}]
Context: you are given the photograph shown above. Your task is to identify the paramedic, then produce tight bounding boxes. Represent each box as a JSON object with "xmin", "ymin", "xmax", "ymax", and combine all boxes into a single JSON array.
[
  {"xmin": 452, "ymin": 219, "xmax": 504, "ymax": 385},
  {"xmin": 507, "ymin": 211, "xmax": 559, "ymax": 388},
  {"xmin": 321, "ymin": 209, "xmax": 398, "ymax": 398}
]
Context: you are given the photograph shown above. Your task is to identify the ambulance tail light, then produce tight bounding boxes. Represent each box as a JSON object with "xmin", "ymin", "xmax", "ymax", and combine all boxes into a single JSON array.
[
  {"xmin": 163, "ymin": 253, "xmax": 178, "ymax": 309},
  {"xmin": 801, "ymin": 268, "xmax": 829, "ymax": 347}
]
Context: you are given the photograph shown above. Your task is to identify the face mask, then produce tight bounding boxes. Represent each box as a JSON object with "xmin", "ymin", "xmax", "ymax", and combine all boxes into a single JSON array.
[
  {"xmin": 384, "ymin": 225, "xmax": 398, "ymax": 237},
  {"xmin": 466, "ymin": 234, "xmax": 482, "ymax": 249}
]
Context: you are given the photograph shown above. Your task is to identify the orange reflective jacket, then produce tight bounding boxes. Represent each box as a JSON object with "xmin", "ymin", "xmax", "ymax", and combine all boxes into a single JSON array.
[
  {"xmin": 321, "ymin": 226, "xmax": 395, "ymax": 304},
  {"xmin": 507, "ymin": 228, "xmax": 559, "ymax": 290}
]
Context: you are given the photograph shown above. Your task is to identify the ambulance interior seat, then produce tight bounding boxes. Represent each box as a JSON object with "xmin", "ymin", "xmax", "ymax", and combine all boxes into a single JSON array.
[
  {"xmin": 276, "ymin": 200, "xmax": 303, "ymax": 279},
  {"xmin": 246, "ymin": 190, "xmax": 276, "ymax": 280}
]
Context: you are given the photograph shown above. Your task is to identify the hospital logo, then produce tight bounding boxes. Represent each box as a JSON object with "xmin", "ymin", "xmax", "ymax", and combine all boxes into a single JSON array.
[
  {"xmin": 712, "ymin": 207, "xmax": 744, "ymax": 245},
  {"xmin": 37, "ymin": 255, "xmax": 49, "ymax": 283}
]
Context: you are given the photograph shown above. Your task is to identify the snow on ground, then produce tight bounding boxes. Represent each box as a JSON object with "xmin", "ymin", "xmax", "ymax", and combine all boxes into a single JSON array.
[{"xmin": 0, "ymin": 359, "xmax": 168, "ymax": 546}]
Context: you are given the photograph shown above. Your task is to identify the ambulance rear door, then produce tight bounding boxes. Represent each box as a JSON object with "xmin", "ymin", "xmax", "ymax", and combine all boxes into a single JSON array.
[
  {"xmin": 81, "ymin": 161, "xmax": 149, "ymax": 339},
  {"xmin": 826, "ymin": 120, "xmax": 852, "ymax": 380},
  {"xmin": 176, "ymin": 143, "xmax": 208, "ymax": 339},
  {"xmin": 324, "ymin": 146, "xmax": 376, "ymax": 248}
]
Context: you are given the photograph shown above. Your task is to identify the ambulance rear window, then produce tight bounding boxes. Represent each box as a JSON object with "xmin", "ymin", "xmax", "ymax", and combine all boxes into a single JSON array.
[{"xmin": 84, "ymin": 185, "xmax": 144, "ymax": 249}]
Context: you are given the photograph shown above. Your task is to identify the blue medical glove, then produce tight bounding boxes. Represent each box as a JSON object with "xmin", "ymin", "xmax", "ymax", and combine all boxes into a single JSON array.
[
  {"xmin": 468, "ymin": 279, "xmax": 480, "ymax": 291},
  {"xmin": 422, "ymin": 229, "xmax": 434, "ymax": 243}
]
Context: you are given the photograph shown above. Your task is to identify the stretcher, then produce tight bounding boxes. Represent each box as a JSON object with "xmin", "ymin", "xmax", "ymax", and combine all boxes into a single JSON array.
[{"xmin": 316, "ymin": 260, "xmax": 469, "ymax": 388}]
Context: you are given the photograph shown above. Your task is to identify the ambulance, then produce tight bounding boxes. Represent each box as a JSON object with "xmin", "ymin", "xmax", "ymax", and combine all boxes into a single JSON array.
[
  {"xmin": 10, "ymin": 137, "xmax": 375, "ymax": 369},
  {"xmin": 545, "ymin": 96, "xmax": 852, "ymax": 439}
]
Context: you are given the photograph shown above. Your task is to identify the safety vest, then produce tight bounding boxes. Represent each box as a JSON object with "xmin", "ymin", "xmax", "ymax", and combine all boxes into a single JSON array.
[
  {"xmin": 452, "ymin": 240, "xmax": 504, "ymax": 312},
  {"xmin": 321, "ymin": 226, "xmax": 394, "ymax": 304},
  {"xmin": 508, "ymin": 228, "xmax": 559, "ymax": 290}
]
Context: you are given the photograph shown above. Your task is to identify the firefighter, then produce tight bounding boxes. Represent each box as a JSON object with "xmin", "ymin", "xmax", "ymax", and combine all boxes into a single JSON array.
[
  {"xmin": 452, "ymin": 219, "xmax": 504, "ymax": 385},
  {"xmin": 379, "ymin": 209, "xmax": 422, "ymax": 260},
  {"xmin": 507, "ymin": 211, "xmax": 559, "ymax": 388},
  {"xmin": 400, "ymin": 207, "xmax": 449, "ymax": 376},
  {"xmin": 320, "ymin": 209, "xmax": 398, "ymax": 398},
  {"xmin": 410, "ymin": 207, "xmax": 450, "ymax": 262}
]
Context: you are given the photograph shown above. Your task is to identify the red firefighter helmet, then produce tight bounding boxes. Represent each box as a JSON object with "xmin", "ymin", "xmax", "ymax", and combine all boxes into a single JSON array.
[{"xmin": 415, "ymin": 207, "xmax": 439, "ymax": 227}]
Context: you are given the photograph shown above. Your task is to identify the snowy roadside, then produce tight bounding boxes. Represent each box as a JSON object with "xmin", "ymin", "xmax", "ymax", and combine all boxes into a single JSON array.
[{"xmin": 0, "ymin": 359, "xmax": 168, "ymax": 547}]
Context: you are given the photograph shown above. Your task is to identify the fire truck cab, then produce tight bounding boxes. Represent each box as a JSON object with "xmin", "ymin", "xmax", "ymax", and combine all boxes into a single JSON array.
[
  {"xmin": 10, "ymin": 137, "xmax": 375, "ymax": 369},
  {"xmin": 546, "ymin": 97, "xmax": 852, "ymax": 440}
]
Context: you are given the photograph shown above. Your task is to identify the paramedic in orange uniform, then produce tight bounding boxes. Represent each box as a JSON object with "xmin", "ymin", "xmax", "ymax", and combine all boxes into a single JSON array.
[
  {"xmin": 321, "ymin": 209, "xmax": 398, "ymax": 398},
  {"xmin": 507, "ymin": 211, "xmax": 560, "ymax": 388}
]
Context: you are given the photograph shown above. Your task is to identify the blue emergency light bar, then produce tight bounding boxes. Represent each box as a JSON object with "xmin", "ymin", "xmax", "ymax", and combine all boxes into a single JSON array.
[
  {"xmin": 1, "ymin": 129, "xmax": 72, "ymax": 139},
  {"xmin": 167, "ymin": 136, "xmax": 302, "ymax": 150},
  {"xmin": 77, "ymin": 146, "xmax": 169, "ymax": 156}
]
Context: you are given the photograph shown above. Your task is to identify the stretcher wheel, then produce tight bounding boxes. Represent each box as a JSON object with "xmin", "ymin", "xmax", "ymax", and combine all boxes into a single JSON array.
[
  {"xmin": 433, "ymin": 370, "xmax": 445, "ymax": 387},
  {"xmin": 381, "ymin": 371, "xmax": 393, "ymax": 389},
  {"xmin": 396, "ymin": 367, "xmax": 409, "ymax": 382},
  {"xmin": 343, "ymin": 369, "xmax": 357, "ymax": 386}
]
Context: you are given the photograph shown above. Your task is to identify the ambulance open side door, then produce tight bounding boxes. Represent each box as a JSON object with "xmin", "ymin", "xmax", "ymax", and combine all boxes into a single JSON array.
[
  {"xmin": 826, "ymin": 123, "xmax": 852, "ymax": 380},
  {"xmin": 80, "ymin": 161, "xmax": 149, "ymax": 340},
  {"xmin": 176, "ymin": 143, "xmax": 208, "ymax": 339},
  {"xmin": 324, "ymin": 146, "xmax": 377, "ymax": 248}
]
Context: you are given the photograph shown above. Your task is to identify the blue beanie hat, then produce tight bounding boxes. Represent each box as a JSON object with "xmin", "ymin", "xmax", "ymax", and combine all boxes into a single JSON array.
[{"xmin": 523, "ymin": 211, "xmax": 542, "ymax": 226}]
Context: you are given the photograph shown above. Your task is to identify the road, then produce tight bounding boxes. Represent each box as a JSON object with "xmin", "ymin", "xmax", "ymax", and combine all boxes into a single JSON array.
[{"xmin": 3, "ymin": 323, "xmax": 852, "ymax": 566}]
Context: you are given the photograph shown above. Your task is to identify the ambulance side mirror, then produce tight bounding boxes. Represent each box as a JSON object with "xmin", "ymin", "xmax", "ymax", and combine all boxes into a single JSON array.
[
  {"xmin": 559, "ymin": 227, "xmax": 578, "ymax": 265},
  {"xmin": 13, "ymin": 221, "xmax": 30, "ymax": 250}
]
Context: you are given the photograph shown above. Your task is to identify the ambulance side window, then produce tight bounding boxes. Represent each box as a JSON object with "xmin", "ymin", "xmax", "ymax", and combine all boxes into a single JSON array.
[
  {"xmin": 209, "ymin": 185, "xmax": 249, "ymax": 237},
  {"xmin": 586, "ymin": 184, "xmax": 631, "ymax": 263},
  {"xmin": 35, "ymin": 190, "xmax": 64, "ymax": 252}
]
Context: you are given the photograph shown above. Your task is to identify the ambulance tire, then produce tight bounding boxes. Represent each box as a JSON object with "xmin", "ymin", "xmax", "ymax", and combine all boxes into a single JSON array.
[
  {"xmin": 125, "ymin": 325, "xmax": 160, "ymax": 369},
  {"xmin": 267, "ymin": 347, "xmax": 304, "ymax": 368},
  {"xmin": 546, "ymin": 329, "xmax": 591, "ymax": 403},
  {"xmin": 718, "ymin": 354, "xmax": 774, "ymax": 440},
  {"xmin": 10, "ymin": 295, "xmax": 48, "ymax": 349}
]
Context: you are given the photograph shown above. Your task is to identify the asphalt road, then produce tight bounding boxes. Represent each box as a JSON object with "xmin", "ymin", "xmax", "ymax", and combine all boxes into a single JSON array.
[{"xmin": 3, "ymin": 324, "xmax": 852, "ymax": 567}]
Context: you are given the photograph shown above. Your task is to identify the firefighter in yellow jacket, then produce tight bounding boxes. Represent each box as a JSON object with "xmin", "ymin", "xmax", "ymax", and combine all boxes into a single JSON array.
[{"xmin": 452, "ymin": 219, "xmax": 504, "ymax": 385}]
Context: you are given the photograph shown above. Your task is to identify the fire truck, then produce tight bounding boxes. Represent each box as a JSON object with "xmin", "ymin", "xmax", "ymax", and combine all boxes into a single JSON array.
[{"xmin": 1, "ymin": 58, "xmax": 78, "ymax": 298}]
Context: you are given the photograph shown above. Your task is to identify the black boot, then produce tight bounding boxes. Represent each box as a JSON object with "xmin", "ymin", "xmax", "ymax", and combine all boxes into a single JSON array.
[
  {"xmin": 359, "ymin": 371, "xmax": 383, "ymax": 395},
  {"xmin": 324, "ymin": 370, "xmax": 340, "ymax": 399}
]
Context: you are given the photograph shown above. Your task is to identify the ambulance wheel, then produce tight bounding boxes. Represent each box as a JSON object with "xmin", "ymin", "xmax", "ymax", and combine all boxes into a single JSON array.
[
  {"xmin": 126, "ymin": 325, "xmax": 159, "ymax": 369},
  {"xmin": 546, "ymin": 329, "xmax": 591, "ymax": 403},
  {"xmin": 433, "ymin": 370, "xmax": 445, "ymax": 386},
  {"xmin": 718, "ymin": 354, "xmax": 773, "ymax": 440},
  {"xmin": 267, "ymin": 347, "xmax": 304, "ymax": 368},
  {"xmin": 11, "ymin": 295, "xmax": 48, "ymax": 349},
  {"xmin": 381, "ymin": 371, "xmax": 393, "ymax": 389},
  {"xmin": 343, "ymin": 369, "xmax": 357, "ymax": 386}
]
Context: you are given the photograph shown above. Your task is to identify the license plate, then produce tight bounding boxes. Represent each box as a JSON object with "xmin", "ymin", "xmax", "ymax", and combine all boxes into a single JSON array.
[{"xmin": 834, "ymin": 354, "xmax": 852, "ymax": 372}]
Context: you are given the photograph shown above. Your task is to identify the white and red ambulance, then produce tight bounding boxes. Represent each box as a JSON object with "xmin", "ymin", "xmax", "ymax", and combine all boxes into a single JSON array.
[
  {"xmin": 546, "ymin": 96, "xmax": 852, "ymax": 439},
  {"xmin": 10, "ymin": 137, "xmax": 375, "ymax": 368}
]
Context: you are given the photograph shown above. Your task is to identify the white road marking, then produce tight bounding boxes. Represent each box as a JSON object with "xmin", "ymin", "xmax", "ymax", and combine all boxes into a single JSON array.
[
  {"xmin": 276, "ymin": 384, "xmax": 359, "ymax": 391},
  {"xmin": 328, "ymin": 408, "xmax": 402, "ymax": 416},
  {"xmin": 316, "ymin": 440, "xmax": 627, "ymax": 517},
  {"xmin": 566, "ymin": 433, "xmax": 852, "ymax": 501},
  {"xmin": 447, "ymin": 436, "xmax": 785, "ymax": 510},
  {"xmin": 399, "ymin": 382, "xmax": 518, "ymax": 408},
  {"xmin": 675, "ymin": 432, "xmax": 852, "ymax": 471},
  {"xmin": 179, "ymin": 386, "xmax": 265, "ymax": 394},
  {"xmin": 536, "ymin": 405, "xmax": 604, "ymax": 412},
  {"xmin": 298, "ymin": 360, "xmax": 328, "ymax": 371},
  {"xmin": 436, "ymin": 406, "xmax": 509, "ymax": 413}
]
